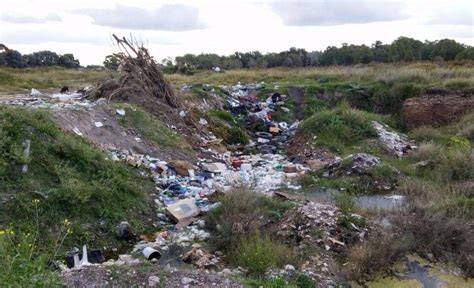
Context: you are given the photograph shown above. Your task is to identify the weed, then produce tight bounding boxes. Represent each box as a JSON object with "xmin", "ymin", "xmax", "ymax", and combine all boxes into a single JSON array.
[
  {"xmin": 205, "ymin": 188, "xmax": 292, "ymax": 251},
  {"xmin": 229, "ymin": 233, "xmax": 295, "ymax": 275},
  {"xmin": 333, "ymin": 192, "xmax": 356, "ymax": 213},
  {"xmin": 115, "ymin": 104, "xmax": 186, "ymax": 149}
]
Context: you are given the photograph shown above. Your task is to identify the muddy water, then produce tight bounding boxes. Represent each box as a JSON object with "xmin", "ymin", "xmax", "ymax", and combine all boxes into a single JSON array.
[
  {"xmin": 361, "ymin": 256, "xmax": 474, "ymax": 288},
  {"xmin": 307, "ymin": 187, "xmax": 406, "ymax": 210}
]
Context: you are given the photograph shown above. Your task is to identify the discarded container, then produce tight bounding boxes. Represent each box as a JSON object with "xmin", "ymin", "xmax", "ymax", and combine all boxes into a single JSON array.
[
  {"xmin": 94, "ymin": 121, "xmax": 104, "ymax": 128},
  {"xmin": 165, "ymin": 198, "xmax": 200, "ymax": 223},
  {"xmin": 65, "ymin": 246, "xmax": 104, "ymax": 268},
  {"xmin": 116, "ymin": 109, "xmax": 126, "ymax": 116},
  {"xmin": 143, "ymin": 247, "xmax": 161, "ymax": 260}
]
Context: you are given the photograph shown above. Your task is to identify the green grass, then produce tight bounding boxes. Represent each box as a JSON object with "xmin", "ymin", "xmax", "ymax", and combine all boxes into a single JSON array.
[
  {"xmin": 298, "ymin": 102, "xmax": 390, "ymax": 153},
  {"xmin": 0, "ymin": 66, "xmax": 111, "ymax": 92},
  {"xmin": 229, "ymin": 233, "xmax": 295, "ymax": 275},
  {"xmin": 114, "ymin": 103, "xmax": 189, "ymax": 150},
  {"xmin": 0, "ymin": 106, "xmax": 154, "ymax": 250},
  {"xmin": 207, "ymin": 109, "xmax": 249, "ymax": 145}
]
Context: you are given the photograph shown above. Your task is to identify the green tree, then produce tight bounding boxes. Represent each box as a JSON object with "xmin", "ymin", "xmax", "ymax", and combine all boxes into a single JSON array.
[
  {"xmin": 430, "ymin": 39, "xmax": 465, "ymax": 60},
  {"xmin": 455, "ymin": 47, "xmax": 474, "ymax": 60},
  {"xmin": 389, "ymin": 37, "xmax": 424, "ymax": 62},
  {"xmin": 103, "ymin": 54, "xmax": 122, "ymax": 70},
  {"xmin": 58, "ymin": 54, "xmax": 80, "ymax": 68},
  {"xmin": 5, "ymin": 50, "xmax": 26, "ymax": 68}
]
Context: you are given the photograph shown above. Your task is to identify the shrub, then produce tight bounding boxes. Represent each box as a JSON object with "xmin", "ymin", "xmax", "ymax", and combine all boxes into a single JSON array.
[
  {"xmin": 344, "ymin": 232, "xmax": 409, "ymax": 281},
  {"xmin": 206, "ymin": 188, "xmax": 292, "ymax": 251},
  {"xmin": 0, "ymin": 232, "xmax": 60, "ymax": 286},
  {"xmin": 298, "ymin": 103, "xmax": 382, "ymax": 153},
  {"xmin": 229, "ymin": 233, "xmax": 295, "ymax": 275},
  {"xmin": 333, "ymin": 192, "xmax": 355, "ymax": 213}
]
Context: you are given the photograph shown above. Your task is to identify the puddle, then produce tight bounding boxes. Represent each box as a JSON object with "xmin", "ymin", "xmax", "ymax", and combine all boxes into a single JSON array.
[
  {"xmin": 356, "ymin": 194, "xmax": 405, "ymax": 209},
  {"xmin": 400, "ymin": 260, "xmax": 445, "ymax": 288},
  {"xmin": 307, "ymin": 187, "xmax": 406, "ymax": 210},
  {"xmin": 360, "ymin": 256, "xmax": 474, "ymax": 288}
]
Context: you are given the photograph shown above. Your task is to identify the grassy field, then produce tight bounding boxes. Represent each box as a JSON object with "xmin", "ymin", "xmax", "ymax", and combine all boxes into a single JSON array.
[
  {"xmin": 0, "ymin": 66, "xmax": 113, "ymax": 92},
  {"xmin": 1, "ymin": 62, "xmax": 473, "ymax": 93},
  {"xmin": 166, "ymin": 62, "xmax": 474, "ymax": 88}
]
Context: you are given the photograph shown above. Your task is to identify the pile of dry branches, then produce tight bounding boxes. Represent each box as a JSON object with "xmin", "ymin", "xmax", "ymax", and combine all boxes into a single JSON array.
[{"xmin": 107, "ymin": 34, "xmax": 179, "ymax": 108}]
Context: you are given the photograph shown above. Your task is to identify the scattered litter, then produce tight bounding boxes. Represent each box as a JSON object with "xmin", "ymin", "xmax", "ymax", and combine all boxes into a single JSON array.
[
  {"xmin": 116, "ymin": 109, "xmax": 126, "ymax": 116},
  {"xmin": 166, "ymin": 198, "xmax": 200, "ymax": 224},
  {"xmin": 199, "ymin": 118, "xmax": 208, "ymax": 125},
  {"xmin": 143, "ymin": 247, "xmax": 161, "ymax": 260},
  {"xmin": 30, "ymin": 88, "xmax": 41, "ymax": 96},
  {"xmin": 72, "ymin": 127, "xmax": 83, "ymax": 136},
  {"xmin": 94, "ymin": 121, "xmax": 104, "ymax": 128},
  {"xmin": 179, "ymin": 110, "xmax": 186, "ymax": 117},
  {"xmin": 372, "ymin": 121, "xmax": 417, "ymax": 157}
]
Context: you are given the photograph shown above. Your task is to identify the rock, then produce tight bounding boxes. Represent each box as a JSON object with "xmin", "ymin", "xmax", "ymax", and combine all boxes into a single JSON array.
[
  {"xmin": 181, "ymin": 277, "xmax": 196, "ymax": 285},
  {"xmin": 401, "ymin": 89, "xmax": 474, "ymax": 129},
  {"xmin": 116, "ymin": 221, "xmax": 136, "ymax": 241},
  {"xmin": 148, "ymin": 275, "xmax": 160, "ymax": 287}
]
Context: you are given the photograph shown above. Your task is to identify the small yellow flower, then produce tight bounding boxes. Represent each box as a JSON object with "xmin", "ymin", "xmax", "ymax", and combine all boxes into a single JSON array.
[
  {"xmin": 63, "ymin": 219, "xmax": 71, "ymax": 226},
  {"xmin": 32, "ymin": 199, "xmax": 40, "ymax": 204},
  {"xmin": 66, "ymin": 228, "xmax": 73, "ymax": 235},
  {"xmin": 0, "ymin": 230, "xmax": 5, "ymax": 235}
]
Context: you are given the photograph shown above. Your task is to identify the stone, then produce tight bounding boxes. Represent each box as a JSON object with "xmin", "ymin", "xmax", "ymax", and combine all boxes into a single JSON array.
[
  {"xmin": 181, "ymin": 277, "xmax": 196, "ymax": 285},
  {"xmin": 148, "ymin": 275, "xmax": 160, "ymax": 287}
]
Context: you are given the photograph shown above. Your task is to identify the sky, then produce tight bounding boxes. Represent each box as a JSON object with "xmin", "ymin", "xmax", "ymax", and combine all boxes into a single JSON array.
[{"xmin": 0, "ymin": 0, "xmax": 473, "ymax": 65}]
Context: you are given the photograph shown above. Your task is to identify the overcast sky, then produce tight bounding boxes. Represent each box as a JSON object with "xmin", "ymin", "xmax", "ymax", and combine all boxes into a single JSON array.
[{"xmin": 1, "ymin": 0, "xmax": 472, "ymax": 65}]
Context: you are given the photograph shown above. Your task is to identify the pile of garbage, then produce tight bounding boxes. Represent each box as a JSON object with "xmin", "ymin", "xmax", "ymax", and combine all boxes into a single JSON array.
[
  {"xmin": 0, "ymin": 87, "xmax": 102, "ymax": 110},
  {"xmin": 372, "ymin": 121, "xmax": 417, "ymax": 157}
]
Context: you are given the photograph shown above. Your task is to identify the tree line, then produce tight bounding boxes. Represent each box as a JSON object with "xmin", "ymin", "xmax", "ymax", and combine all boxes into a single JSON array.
[
  {"xmin": 0, "ymin": 44, "xmax": 80, "ymax": 68},
  {"xmin": 154, "ymin": 37, "xmax": 473, "ymax": 73}
]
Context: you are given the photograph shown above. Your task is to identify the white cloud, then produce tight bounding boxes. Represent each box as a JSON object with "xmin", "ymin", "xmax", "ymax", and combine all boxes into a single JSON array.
[
  {"xmin": 75, "ymin": 4, "xmax": 206, "ymax": 31},
  {"xmin": 1, "ymin": 12, "xmax": 61, "ymax": 24},
  {"xmin": 271, "ymin": 0, "xmax": 408, "ymax": 26},
  {"xmin": 427, "ymin": 4, "xmax": 473, "ymax": 26}
]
